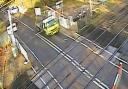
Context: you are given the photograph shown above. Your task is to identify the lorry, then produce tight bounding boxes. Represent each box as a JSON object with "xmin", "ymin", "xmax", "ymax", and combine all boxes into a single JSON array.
[{"xmin": 36, "ymin": 16, "xmax": 60, "ymax": 35}]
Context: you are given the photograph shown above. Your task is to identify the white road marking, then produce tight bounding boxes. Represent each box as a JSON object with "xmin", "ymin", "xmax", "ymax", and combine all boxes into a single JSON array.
[
  {"xmin": 62, "ymin": 30, "xmax": 128, "ymax": 74},
  {"xmin": 2, "ymin": 4, "xmax": 126, "ymax": 89},
  {"xmin": 15, "ymin": 17, "xmax": 109, "ymax": 89},
  {"xmin": 16, "ymin": 35, "xmax": 63, "ymax": 89},
  {"xmin": 35, "ymin": 33, "xmax": 109, "ymax": 89},
  {"xmin": 31, "ymin": 66, "xmax": 50, "ymax": 89}
]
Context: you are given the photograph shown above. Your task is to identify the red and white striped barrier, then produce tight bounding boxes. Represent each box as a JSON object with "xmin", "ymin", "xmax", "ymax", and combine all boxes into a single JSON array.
[{"xmin": 111, "ymin": 62, "xmax": 122, "ymax": 89}]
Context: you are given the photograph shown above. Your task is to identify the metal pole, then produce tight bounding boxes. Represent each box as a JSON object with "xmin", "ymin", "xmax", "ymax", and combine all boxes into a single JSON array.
[
  {"xmin": 89, "ymin": 0, "xmax": 92, "ymax": 16},
  {"xmin": 7, "ymin": 10, "xmax": 17, "ymax": 57},
  {"xmin": 8, "ymin": 10, "xmax": 13, "ymax": 34},
  {"xmin": 61, "ymin": 0, "xmax": 64, "ymax": 14}
]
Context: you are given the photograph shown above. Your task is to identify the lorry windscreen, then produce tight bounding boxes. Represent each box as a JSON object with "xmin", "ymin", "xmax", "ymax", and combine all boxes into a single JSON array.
[{"xmin": 46, "ymin": 19, "xmax": 56, "ymax": 27}]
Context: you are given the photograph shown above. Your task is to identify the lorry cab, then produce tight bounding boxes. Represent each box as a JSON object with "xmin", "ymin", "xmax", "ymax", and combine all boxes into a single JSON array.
[{"xmin": 42, "ymin": 16, "xmax": 60, "ymax": 35}]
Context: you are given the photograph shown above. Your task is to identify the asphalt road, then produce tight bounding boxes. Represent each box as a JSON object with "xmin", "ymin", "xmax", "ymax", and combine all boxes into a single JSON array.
[
  {"xmin": 1, "ymin": 4, "xmax": 128, "ymax": 89},
  {"xmin": 43, "ymin": 32, "xmax": 74, "ymax": 50},
  {"xmin": 15, "ymin": 23, "xmax": 61, "ymax": 66},
  {"xmin": 14, "ymin": 22, "xmax": 63, "ymax": 89},
  {"xmin": 80, "ymin": 3, "xmax": 128, "ymax": 48},
  {"xmin": 13, "ymin": 11, "xmax": 128, "ymax": 89},
  {"xmin": 14, "ymin": 19, "xmax": 120, "ymax": 89},
  {"xmin": 76, "ymin": 2, "xmax": 128, "ymax": 89}
]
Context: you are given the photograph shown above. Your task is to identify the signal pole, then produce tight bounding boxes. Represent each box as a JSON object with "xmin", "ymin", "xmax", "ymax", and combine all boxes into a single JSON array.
[
  {"xmin": 7, "ymin": 10, "xmax": 18, "ymax": 58},
  {"xmin": 7, "ymin": 10, "xmax": 29, "ymax": 64}
]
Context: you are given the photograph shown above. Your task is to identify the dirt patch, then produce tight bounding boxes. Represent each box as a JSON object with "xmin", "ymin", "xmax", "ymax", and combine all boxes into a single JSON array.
[{"xmin": 63, "ymin": 0, "xmax": 85, "ymax": 16}]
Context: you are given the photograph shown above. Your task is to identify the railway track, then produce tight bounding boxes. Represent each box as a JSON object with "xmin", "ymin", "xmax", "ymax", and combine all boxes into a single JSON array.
[{"xmin": 1, "ymin": 2, "xmax": 128, "ymax": 89}]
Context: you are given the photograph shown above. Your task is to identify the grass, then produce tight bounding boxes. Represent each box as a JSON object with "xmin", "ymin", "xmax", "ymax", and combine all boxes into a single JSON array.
[
  {"xmin": 0, "ymin": 39, "xmax": 32, "ymax": 89},
  {"xmin": 63, "ymin": 0, "xmax": 85, "ymax": 15},
  {"xmin": 0, "ymin": 21, "xmax": 6, "ymax": 34},
  {"xmin": 108, "ymin": 0, "xmax": 123, "ymax": 5},
  {"xmin": 2, "ymin": 53, "xmax": 32, "ymax": 89},
  {"xmin": 10, "ymin": 0, "xmax": 39, "ymax": 8}
]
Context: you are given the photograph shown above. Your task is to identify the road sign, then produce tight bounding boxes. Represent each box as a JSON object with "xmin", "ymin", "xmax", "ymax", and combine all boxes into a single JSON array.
[
  {"xmin": 99, "ymin": 0, "xmax": 107, "ymax": 2},
  {"xmin": 48, "ymin": 10, "xmax": 56, "ymax": 17},
  {"xmin": 34, "ymin": 8, "xmax": 41, "ymax": 16},
  {"xmin": 9, "ymin": 6, "xmax": 19, "ymax": 14},
  {"xmin": 56, "ymin": 0, "xmax": 63, "ymax": 9},
  {"xmin": 7, "ymin": 23, "xmax": 17, "ymax": 32}
]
